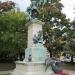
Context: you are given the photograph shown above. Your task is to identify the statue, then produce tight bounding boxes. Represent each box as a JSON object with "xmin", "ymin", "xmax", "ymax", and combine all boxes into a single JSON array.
[
  {"xmin": 27, "ymin": 0, "xmax": 38, "ymax": 19},
  {"xmin": 33, "ymin": 31, "xmax": 43, "ymax": 44},
  {"xmin": 27, "ymin": 0, "xmax": 51, "ymax": 20}
]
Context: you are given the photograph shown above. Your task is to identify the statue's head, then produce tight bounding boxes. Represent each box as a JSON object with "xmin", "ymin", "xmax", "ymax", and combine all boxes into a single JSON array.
[
  {"xmin": 27, "ymin": 0, "xmax": 39, "ymax": 19},
  {"xmin": 31, "ymin": 8, "xmax": 39, "ymax": 19}
]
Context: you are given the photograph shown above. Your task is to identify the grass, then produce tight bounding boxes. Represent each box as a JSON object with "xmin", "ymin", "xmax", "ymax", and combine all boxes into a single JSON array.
[
  {"xmin": 1, "ymin": 74, "xmax": 10, "ymax": 75},
  {"xmin": 0, "ymin": 62, "xmax": 75, "ymax": 72},
  {"xmin": 0, "ymin": 63, "xmax": 16, "ymax": 71},
  {"xmin": 63, "ymin": 62, "xmax": 75, "ymax": 71}
]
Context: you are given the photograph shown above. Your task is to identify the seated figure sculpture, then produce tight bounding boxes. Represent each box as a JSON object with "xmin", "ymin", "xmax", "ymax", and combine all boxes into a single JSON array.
[{"xmin": 33, "ymin": 31, "xmax": 43, "ymax": 44}]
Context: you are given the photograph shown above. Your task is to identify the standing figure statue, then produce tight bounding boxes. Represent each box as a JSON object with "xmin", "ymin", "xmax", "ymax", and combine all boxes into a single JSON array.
[
  {"xmin": 27, "ymin": 0, "xmax": 51, "ymax": 20},
  {"xmin": 27, "ymin": 0, "xmax": 39, "ymax": 19}
]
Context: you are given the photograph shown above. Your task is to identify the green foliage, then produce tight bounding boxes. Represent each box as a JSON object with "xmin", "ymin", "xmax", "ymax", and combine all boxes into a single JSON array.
[
  {"xmin": 0, "ymin": 11, "xmax": 28, "ymax": 58},
  {"xmin": 37, "ymin": 0, "xmax": 72, "ymax": 57}
]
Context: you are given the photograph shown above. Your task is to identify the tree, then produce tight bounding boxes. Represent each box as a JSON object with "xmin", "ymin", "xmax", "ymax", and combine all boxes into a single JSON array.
[
  {"xmin": 0, "ymin": 11, "xmax": 28, "ymax": 62},
  {"xmin": 37, "ymin": 0, "xmax": 70, "ymax": 57},
  {"xmin": 0, "ymin": 1, "xmax": 15, "ymax": 14},
  {"xmin": 66, "ymin": 20, "xmax": 75, "ymax": 62}
]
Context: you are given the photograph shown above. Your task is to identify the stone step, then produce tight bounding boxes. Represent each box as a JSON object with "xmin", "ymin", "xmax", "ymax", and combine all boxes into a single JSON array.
[{"xmin": 11, "ymin": 61, "xmax": 54, "ymax": 75}]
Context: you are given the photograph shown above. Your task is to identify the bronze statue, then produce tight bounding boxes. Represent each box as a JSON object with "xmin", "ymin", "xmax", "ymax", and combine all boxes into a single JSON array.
[
  {"xmin": 33, "ymin": 31, "xmax": 43, "ymax": 44},
  {"xmin": 27, "ymin": 0, "xmax": 51, "ymax": 19}
]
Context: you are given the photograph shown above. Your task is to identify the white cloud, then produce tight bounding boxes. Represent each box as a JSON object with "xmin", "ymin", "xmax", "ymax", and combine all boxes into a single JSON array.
[
  {"xmin": 0, "ymin": 0, "xmax": 31, "ymax": 11},
  {"xmin": 11, "ymin": 0, "xmax": 31, "ymax": 11},
  {"xmin": 61, "ymin": 0, "xmax": 75, "ymax": 20}
]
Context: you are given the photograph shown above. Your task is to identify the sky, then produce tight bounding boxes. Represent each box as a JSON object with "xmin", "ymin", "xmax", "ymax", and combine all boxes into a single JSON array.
[
  {"xmin": 0, "ymin": 0, "xmax": 75, "ymax": 20},
  {"xmin": 61, "ymin": 0, "xmax": 75, "ymax": 20}
]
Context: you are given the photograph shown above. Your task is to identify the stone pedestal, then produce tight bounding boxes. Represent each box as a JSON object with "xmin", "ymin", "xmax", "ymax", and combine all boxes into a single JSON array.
[
  {"xmin": 27, "ymin": 19, "xmax": 44, "ymax": 48},
  {"xmin": 11, "ymin": 62, "xmax": 45, "ymax": 75},
  {"xmin": 11, "ymin": 62, "xmax": 53, "ymax": 75},
  {"xmin": 25, "ymin": 19, "xmax": 46, "ymax": 62},
  {"xmin": 24, "ymin": 44, "xmax": 46, "ymax": 62}
]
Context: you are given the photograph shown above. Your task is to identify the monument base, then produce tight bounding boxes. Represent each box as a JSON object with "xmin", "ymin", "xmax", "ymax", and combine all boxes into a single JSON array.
[
  {"xmin": 25, "ymin": 44, "xmax": 47, "ymax": 62},
  {"xmin": 11, "ymin": 61, "xmax": 54, "ymax": 75}
]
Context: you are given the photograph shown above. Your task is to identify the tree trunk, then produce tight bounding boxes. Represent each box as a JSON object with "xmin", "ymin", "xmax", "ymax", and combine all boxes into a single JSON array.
[
  {"xmin": 50, "ymin": 50, "xmax": 52, "ymax": 57},
  {"xmin": 71, "ymin": 55, "xmax": 73, "ymax": 63}
]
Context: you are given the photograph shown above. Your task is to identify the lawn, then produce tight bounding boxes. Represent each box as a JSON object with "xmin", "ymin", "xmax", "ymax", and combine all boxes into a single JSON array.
[
  {"xmin": 63, "ymin": 62, "xmax": 75, "ymax": 71},
  {"xmin": 0, "ymin": 63, "xmax": 16, "ymax": 71},
  {"xmin": 0, "ymin": 62, "xmax": 75, "ymax": 72}
]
